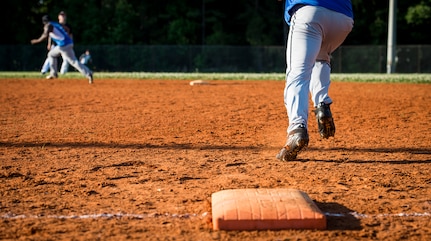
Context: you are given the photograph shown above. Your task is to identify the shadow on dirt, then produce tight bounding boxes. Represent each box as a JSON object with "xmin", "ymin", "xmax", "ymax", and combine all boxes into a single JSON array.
[
  {"xmin": 0, "ymin": 141, "xmax": 259, "ymax": 151},
  {"xmin": 307, "ymin": 146, "xmax": 431, "ymax": 155},
  {"xmin": 2, "ymin": 141, "xmax": 431, "ymax": 154},
  {"xmin": 301, "ymin": 158, "xmax": 431, "ymax": 164},
  {"xmin": 315, "ymin": 201, "xmax": 362, "ymax": 231}
]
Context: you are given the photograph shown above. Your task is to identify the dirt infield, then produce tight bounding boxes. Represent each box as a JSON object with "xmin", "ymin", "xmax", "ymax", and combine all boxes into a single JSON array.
[{"xmin": 1, "ymin": 78, "xmax": 430, "ymax": 240}]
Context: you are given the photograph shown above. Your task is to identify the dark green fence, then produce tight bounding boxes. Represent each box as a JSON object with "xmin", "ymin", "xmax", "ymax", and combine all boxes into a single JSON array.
[{"xmin": 1, "ymin": 45, "xmax": 430, "ymax": 73}]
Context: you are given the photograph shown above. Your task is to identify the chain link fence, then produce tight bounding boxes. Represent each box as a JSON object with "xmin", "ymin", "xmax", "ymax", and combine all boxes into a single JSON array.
[{"xmin": 1, "ymin": 45, "xmax": 430, "ymax": 73}]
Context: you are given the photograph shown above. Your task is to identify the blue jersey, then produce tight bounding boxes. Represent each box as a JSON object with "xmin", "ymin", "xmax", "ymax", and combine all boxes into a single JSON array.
[
  {"xmin": 284, "ymin": 0, "xmax": 353, "ymax": 24},
  {"xmin": 49, "ymin": 21, "xmax": 73, "ymax": 47}
]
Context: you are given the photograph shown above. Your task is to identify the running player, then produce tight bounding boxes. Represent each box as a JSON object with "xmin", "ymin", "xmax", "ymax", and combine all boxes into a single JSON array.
[
  {"xmin": 40, "ymin": 11, "xmax": 73, "ymax": 75},
  {"xmin": 31, "ymin": 15, "xmax": 93, "ymax": 84},
  {"xmin": 276, "ymin": 0, "xmax": 354, "ymax": 161}
]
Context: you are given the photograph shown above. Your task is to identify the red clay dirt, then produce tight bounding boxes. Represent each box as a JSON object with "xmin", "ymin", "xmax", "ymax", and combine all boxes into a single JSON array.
[{"xmin": 0, "ymin": 78, "xmax": 430, "ymax": 240}]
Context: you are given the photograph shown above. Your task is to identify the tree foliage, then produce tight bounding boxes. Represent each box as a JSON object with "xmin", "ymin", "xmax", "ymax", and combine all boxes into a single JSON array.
[
  {"xmin": 5, "ymin": 0, "xmax": 431, "ymax": 45},
  {"xmin": 406, "ymin": 1, "xmax": 431, "ymax": 25}
]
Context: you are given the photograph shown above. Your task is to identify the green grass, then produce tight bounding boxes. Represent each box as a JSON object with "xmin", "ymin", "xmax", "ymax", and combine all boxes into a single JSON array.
[{"xmin": 0, "ymin": 72, "xmax": 430, "ymax": 83}]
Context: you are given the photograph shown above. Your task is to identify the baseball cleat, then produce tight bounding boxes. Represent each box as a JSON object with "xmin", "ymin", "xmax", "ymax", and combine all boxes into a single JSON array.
[
  {"xmin": 314, "ymin": 102, "xmax": 335, "ymax": 139},
  {"xmin": 46, "ymin": 74, "xmax": 57, "ymax": 79},
  {"xmin": 276, "ymin": 125, "xmax": 309, "ymax": 161},
  {"xmin": 87, "ymin": 73, "xmax": 94, "ymax": 84}
]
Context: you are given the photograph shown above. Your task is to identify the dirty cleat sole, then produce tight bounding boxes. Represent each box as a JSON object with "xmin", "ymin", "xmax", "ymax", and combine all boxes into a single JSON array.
[
  {"xmin": 314, "ymin": 102, "xmax": 335, "ymax": 139},
  {"xmin": 316, "ymin": 116, "xmax": 335, "ymax": 138},
  {"xmin": 276, "ymin": 127, "xmax": 309, "ymax": 161}
]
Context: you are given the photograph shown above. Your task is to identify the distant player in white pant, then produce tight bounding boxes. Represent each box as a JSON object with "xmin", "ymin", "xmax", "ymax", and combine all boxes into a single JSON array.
[
  {"xmin": 31, "ymin": 15, "xmax": 93, "ymax": 84},
  {"xmin": 276, "ymin": 0, "xmax": 354, "ymax": 161}
]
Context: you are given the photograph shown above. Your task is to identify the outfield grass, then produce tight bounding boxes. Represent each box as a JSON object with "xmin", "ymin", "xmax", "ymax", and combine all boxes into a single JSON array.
[{"xmin": 0, "ymin": 72, "xmax": 430, "ymax": 83}]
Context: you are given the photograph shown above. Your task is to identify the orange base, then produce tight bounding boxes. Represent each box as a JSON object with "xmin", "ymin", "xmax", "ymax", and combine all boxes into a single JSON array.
[{"xmin": 211, "ymin": 189, "xmax": 326, "ymax": 230}]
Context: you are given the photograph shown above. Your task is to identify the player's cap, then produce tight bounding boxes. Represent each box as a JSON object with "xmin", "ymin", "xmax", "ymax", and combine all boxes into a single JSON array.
[
  {"xmin": 42, "ymin": 15, "xmax": 50, "ymax": 23},
  {"xmin": 59, "ymin": 11, "xmax": 66, "ymax": 16}
]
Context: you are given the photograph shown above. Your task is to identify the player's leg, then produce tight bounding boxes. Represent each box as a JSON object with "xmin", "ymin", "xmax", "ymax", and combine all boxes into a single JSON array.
[
  {"xmin": 284, "ymin": 6, "xmax": 322, "ymax": 133},
  {"xmin": 310, "ymin": 61, "xmax": 335, "ymax": 138},
  {"xmin": 309, "ymin": 9, "xmax": 353, "ymax": 107},
  {"xmin": 47, "ymin": 46, "xmax": 61, "ymax": 79},
  {"xmin": 60, "ymin": 44, "xmax": 93, "ymax": 83},
  {"xmin": 60, "ymin": 59, "xmax": 70, "ymax": 74},
  {"xmin": 277, "ymin": 6, "xmax": 322, "ymax": 161},
  {"xmin": 309, "ymin": 8, "xmax": 353, "ymax": 138},
  {"xmin": 310, "ymin": 61, "xmax": 331, "ymax": 107},
  {"xmin": 41, "ymin": 57, "xmax": 50, "ymax": 74}
]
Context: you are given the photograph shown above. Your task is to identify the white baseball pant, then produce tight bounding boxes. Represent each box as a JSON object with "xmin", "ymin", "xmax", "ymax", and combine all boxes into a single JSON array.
[
  {"xmin": 48, "ymin": 44, "xmax": 91, "ymax": 78},
  {"xmin": 284, "ymin": 5, "xmax": 353, "ymax": 133}
]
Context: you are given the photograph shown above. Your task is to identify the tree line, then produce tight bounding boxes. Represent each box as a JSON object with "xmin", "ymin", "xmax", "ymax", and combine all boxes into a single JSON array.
[{"xmin": 3, "ymin": 0, "xmax": 431, "ymax": 46}]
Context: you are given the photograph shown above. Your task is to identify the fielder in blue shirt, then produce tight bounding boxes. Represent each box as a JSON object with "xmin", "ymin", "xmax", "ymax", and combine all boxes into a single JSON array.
[{"xmin": 31, "ymin": 15, "xmax": 94, "ymax": 84}]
